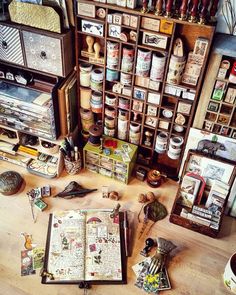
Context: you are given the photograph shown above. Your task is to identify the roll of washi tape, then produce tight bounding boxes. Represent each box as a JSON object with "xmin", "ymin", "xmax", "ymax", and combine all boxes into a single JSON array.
[
  {"xmin": 173, "ymin": 125, "xmax": 184, "ymax": 133},
  {"xmin": 129, "ymin": 122, "xmax": 141, "ymax": 133},
  {"xmin": 168, "ymin": 144, "xmax": 181, "ymax": 155},
  {"xmin": 105, "ymin": 93, "xmax": 116, "ymax": 106},
  {"xmin": 129, "ymin": 130, "xmax": 141, "ymax": 145},
  {"xmin": 120, "ymin": 31, "xmax": 129, "ymax": 42},
  {"xmin": 105, "ymin": 106, "xmax": 116, "ymax": 117},
  {"xmin": 106, "ymin": 69, "xmax": 119, "ymax": 82},
  {"xmin": 121, "ymin": 60, "xmax": 133, "ymax": 73},
  {"xmin": 80, "ymin": 87, "xmax": 91, "ymax": 109},
  {"xmin": 80, "ymin": 71, "xmax": 91, "ymax": 87},
  {"xmin": 118, "ymin": 109, "xmax": 129, "ymax": 120},
  {"xmin": 104, "ymin": 126, "xmax": 115, "ymax": 137},
  {"xmin": 88, "ymin": 124, "xmax": 103, "ymax": 146},
  {"xmin": 80, "ymin": 108, "xmax": 94, "ymax": 131},
  {"xmin": 123, "ymin": 47, "xmax": 135, "ymax": 60},
  {"xmin": 169, "ymin": 136, "xmax": 183, "ymax": 148},
  {"xmin": 167, "ymin": 150, "xmax": 181, "ymax": 160},
  {"xmin": 162, "ymin": 109, "xmax": 173, "ymax": 119},
  {"xmin": 81, "ymin": 130, "xmax": 90, "ymax": 142},
  {"xmin": 107, "ymin": 41, "xmax": 119, "ymax": 70},
  {"xmin": 150, "ymin": 52, "xmax": 167, "ymax": 82},
  {"xmin": 166, "ymin": 54, "xmax": 186, "ymax": 85},
  {"xmin": 155, "ymin": 131, "xmax": 168, "ymax": 153},
  {"xmin": 96, "ymin": 7, "xmax": 106, "ymax": 18},
  {"xmin": 79, "ymin": 63, "xmax": 93, "ymax": 72},
  {"xmin": 118, "ymin": 97, "xmax": 130, "ymax": 110},
  {"xmin": 90, "ymin": 80, "xmax": 103, "ymax": 91},
  {"xmin": 120, "ymin": 72, "xmax": 132, "ymax": 86},
  {"xmin": 105, "ymin": 116, "xmax": 115, "ymax": 128},
  {"xmin": 91, "ymin": 68, "xmax": 104, "ymax": 83}
]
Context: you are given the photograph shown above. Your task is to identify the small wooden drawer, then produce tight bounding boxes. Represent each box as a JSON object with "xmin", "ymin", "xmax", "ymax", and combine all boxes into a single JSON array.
[
  {"xmin": 22, "ymin": 31, "xmax": 63, "ymax": 76},
  {"xmin": 0, "ymin": 24, "xmax": 24, "ymax": 66}
]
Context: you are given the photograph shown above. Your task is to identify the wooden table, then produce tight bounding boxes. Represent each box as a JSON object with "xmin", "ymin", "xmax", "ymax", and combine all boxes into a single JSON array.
[{"xmin": 0, "ymin": 161, "xmax": 235, "ymax": 295}]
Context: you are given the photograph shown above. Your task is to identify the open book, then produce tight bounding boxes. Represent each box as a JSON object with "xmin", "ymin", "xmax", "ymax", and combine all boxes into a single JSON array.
[{"xmin": 42, "ymin": 209, "xmax": 126, "ymax": 284}]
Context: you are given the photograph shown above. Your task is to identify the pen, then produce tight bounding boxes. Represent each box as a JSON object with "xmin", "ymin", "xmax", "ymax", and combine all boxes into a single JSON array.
[{"xmin": 123, "ymin": 211, "xmax": 129, "ymax": 257}]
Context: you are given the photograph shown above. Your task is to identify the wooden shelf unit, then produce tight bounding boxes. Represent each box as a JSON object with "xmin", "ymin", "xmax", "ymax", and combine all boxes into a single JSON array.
[{"xmin": 76, "ymin": 0, "xmax": 215, "ymax": 178}]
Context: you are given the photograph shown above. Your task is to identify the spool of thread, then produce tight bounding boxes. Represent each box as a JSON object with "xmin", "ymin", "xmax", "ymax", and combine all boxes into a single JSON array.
[
  {"xmin": 80, "ymin": 87, "xmax": 91, "ymax": 109},
  {"xmin": 88, "ymin": 124, "xmax": 103, "ymax": 146},
  {"xmin": 105, "ymin": 93, "xmax": 116, "ymax": 106},
  {"xmin": 147, "ymin": 170, "xmax": 162, "ymax": 188},
  {"xmin": 150, "ymin": 52, "xmax": 167, "ymax": 82},
  {"xmin": 106, "ymin": 69, "xmax": 119, "ymax": 82},
  {"xmin": 90, "ymin": 91, "xmax": 102, "ymax": 113}
]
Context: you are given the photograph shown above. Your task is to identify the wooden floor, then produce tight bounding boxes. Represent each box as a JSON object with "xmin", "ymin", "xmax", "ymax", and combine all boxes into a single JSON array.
[{"xmin": 0, "ymin": 161, "xmax": 235, "ymax": 295}]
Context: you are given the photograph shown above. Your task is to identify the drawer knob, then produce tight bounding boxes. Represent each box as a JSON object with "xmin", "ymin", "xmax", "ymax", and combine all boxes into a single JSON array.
[
  {"xmin": 2, "ymin": 40, "xmax": 8, "ymax": 49},
  {"xmin": 40, "ymin": 51, "xmax": 47, "ymax": 60}
]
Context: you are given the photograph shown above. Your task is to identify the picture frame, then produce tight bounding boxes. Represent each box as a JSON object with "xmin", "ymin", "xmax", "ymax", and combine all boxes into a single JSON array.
[
  {"xmin": 207, "ymin": 101, "xmax": 219, "ymax": 112},
  {"xmin": 108, "ymin": 24, "xmax": 121, "ymax": 38},
  {"xmin": 81, "ymin": 20, "xmax": 104, "ymax": 36},
  {"xmin": 133, "ymin": 87, "xmax": 146, "ymax": 100},
  {"xmin": 145, "ymin": 116, "xmax": 158, "ymax": 128},
  {"xmin": 186, "ymin": 152, "xmax": 235, "ymax": 186},
  {"xmin": 142, "ymin": 31, "xmax": 168, "ymax": 49}
]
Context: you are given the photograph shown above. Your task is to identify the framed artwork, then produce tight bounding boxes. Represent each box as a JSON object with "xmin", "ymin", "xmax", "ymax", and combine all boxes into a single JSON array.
[
  {"xmin": 142, "ymin": 31, "xmax": 168, "ymax": 49},
  {"xmin": 133, "ymin": 87, "xmax": 146, "ymax": 100},
  {"xmin": 186, "ymin": 152, "xmax": 235, "ymax": 186},
  {"xmin": 81, "ymin": 20, "xmax": 104, "ymax": 36}
]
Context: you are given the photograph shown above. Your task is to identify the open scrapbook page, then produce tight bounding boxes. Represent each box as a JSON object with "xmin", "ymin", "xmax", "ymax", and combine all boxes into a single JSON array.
[{"xmin": 42, "ymin": 209, "xmax": 124, "ymax": 284}]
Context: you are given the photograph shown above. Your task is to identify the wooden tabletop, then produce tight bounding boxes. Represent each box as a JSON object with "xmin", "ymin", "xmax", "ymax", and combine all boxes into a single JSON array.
[{"xmin": 0, "ymin": 161, "xmax": 235, "ymax": 295}]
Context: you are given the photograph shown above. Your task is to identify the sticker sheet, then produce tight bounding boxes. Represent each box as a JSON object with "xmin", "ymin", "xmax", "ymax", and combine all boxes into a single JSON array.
[{"xmin": 21, "ymin": 249, "xmax": 36, "ymax": 276}]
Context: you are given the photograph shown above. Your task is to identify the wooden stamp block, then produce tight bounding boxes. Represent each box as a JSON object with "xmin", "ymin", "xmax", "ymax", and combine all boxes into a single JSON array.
[
  {"xmin": 78, "ymin": 3, "xmax": 95, "ymax": 18},
  {"xmin": 113, "ymin": 13, "xmax": 122, "ymax": 25},
  {"xmin": 108, "ymin": 24, "xmax": 121, "ymax": 38},
  {"xmin": 122, "ymin": 13, "xmax": 130, "ymax": 26},
  {"xmin": 142, "ymin": 31, "xmax": 168, "ymax": 49},
  {"xmin": 160, "ymin": 19, "xmax": 173, "ymax": 34},
  {"xmin": 141, "ymin": 17, "xmax": 160, "ymax": 31},
  {"xmin": 127, "ymin": 0, "xmax": 137, "ymax": 9},
  {"xmin": 130, "ymin": 15, "xmax": 138, "ymax": 28}
]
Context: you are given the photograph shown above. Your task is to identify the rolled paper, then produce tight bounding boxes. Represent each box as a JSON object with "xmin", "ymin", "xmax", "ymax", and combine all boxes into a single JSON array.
[{"xmin": 150, "ymin": 52, "xmax": 167, "ymax": 82}]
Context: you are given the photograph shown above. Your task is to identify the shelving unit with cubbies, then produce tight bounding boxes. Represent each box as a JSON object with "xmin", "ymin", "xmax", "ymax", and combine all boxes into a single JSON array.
[{"xmin": 76, "ymin": 0, "xmax": 215, "ymax": 177}]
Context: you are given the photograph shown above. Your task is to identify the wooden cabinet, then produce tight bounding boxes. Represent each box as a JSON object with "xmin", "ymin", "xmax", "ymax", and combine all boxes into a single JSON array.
[
  {"xmin": 193, "ymin": 33, "xmax": 236, "ymax": 139},
  {"xmin": 83, "ymin": 136, "xmax": 137, "ymax": 184},
  {"xmin": 0, "ymin": 22, "xmax": 73, "ymax": 77},
  {"xmin": 76, "ymin": 1, "xmax": 215, "ymax": 177}
]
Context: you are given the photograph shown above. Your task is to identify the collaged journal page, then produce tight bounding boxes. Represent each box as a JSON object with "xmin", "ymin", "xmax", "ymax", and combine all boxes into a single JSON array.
[
  {"xmin": 84, "ymin": 210, "xmax": 123, "ymax": 281},
  {"xmin": 46, "ymin": 210, "xmax": 86, "ymax": 282}
]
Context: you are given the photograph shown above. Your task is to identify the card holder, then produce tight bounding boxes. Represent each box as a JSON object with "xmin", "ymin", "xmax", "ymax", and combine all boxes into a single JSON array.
[{"xmin": 9, "ymin": 0, "xmax": 61, "ymax": 33}]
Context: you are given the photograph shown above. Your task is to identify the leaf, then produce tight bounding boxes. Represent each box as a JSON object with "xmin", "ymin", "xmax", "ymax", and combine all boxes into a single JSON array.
[{"xmin": 144, "ymin": 200, "xmax": 167, "ymax": 222}]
